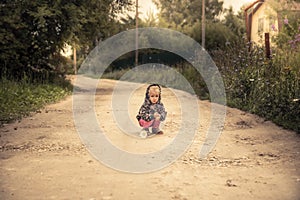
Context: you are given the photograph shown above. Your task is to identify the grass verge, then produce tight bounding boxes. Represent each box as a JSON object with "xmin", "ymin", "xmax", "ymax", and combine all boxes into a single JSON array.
[{"xmin": 0, "ymin": 78, "xmax": 72, "ymax": 126}]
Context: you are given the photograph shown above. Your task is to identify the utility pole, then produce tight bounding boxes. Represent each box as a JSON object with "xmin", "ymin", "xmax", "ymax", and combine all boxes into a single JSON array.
[
  {"xmin": 73, "ymin": 45, "xmax": 77, "ymax": 74},
  {"xmin": 135, "ymin": 0, "xmax": 139, "ymax": 66},
  {"xmin": 202, "ymin": 0, "xmax": 205, "ymax": 49}
]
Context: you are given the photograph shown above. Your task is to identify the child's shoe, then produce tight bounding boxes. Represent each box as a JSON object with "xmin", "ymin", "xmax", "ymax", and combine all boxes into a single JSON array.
[
  {"xmin": 152, "ymin": 128, "xmax": 163, "ymax": 135},
  {"xmin": 139, "ymin": 128, "xmax": 149, "ymax": 138}
]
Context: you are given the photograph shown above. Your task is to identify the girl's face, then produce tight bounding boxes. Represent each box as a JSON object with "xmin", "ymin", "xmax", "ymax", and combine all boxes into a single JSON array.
[{"xmin": 149, "ymin": 89, "xmax": 160, "ymax": 104}]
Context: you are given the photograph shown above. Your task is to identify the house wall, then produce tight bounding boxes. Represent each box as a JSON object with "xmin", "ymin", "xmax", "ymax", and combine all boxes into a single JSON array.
[{"xmin": 250, "ymin": 2, "xmax": 278, "ymax": 45}]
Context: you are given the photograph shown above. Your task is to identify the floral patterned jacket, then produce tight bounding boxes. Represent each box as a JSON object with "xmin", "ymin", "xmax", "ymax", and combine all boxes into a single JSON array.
[{"xmin": 136, "ymin": 99, "xmax": 167, "ymax": 122}]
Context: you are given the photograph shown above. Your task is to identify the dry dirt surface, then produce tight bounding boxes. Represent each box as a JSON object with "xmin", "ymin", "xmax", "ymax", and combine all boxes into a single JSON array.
[{"xmin": 1, "ymin": 77, "xmax": 299, "ymax": 200}]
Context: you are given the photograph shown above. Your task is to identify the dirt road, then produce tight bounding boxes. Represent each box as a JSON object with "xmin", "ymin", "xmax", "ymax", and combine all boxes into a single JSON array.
[{"xmin": 1, "ymin": 78, "xmax": 299, "ymax": 200}]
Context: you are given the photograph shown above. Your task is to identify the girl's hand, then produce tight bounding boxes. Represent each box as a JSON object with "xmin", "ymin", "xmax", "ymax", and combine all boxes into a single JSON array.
[{"xmin": 154, "ymin": 112, "xmax": 161, "ymax": 120}]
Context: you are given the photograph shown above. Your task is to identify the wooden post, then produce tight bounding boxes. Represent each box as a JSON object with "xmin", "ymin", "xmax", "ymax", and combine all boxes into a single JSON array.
[
  {"xmin": 202, "ymin": 0, "xmax": 205, "ymax": 49},
  {"xmin": 135, "ymin": 0, "xmax": 139, "ymax": 66},
  {"xmin": 265, "ymin": 33, "xmax": 271, "ymax": 59},
  {"xmin": 73, "ymin": 46, "xmax": 77, "ymax": 74}
]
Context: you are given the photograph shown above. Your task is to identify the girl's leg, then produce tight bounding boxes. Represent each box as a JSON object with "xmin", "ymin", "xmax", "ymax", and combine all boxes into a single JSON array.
[
  {"xmin": 152, "ymin": 120, "xmax": 160, "ymax": 129},
  {"xmin": 138, "ymin": 119, "xmax": 153, "ymax": 137},
  {"xmin": 139, "ymin": 119, "xmax": 154, "ymax": 128},
  {"xmin": 152, "ymin": 120, "xmax": 163, "ymax": 134},
  {"xmin": 139, "ymin": 119, "xmax": 163, "ymax": 134}
]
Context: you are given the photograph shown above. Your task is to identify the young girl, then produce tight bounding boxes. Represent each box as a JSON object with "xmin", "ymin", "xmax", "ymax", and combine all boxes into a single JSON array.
[{"xmin": 136, "ymin": 84, "xmax": 167, "ymax": 137}]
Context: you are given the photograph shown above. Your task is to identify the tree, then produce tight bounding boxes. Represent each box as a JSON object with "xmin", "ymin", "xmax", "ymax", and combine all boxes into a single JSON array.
[
  {"xmin": 190, "ymin": 20, "xmax": 237, "ymax": 50},
  {"xmin": 141, "ymin": 10, "xmax": 159, "ymax": 27},
  {"xmin": 153, "ymin": 0, "xmax": 224, "ymax": 29},
  {"xmin": 0, "ymin": 0, "xmax": 133, "ymax": 81},
  {"xmin": 222, "ymin": 6, "xmax": 245, "ymax": 37}
]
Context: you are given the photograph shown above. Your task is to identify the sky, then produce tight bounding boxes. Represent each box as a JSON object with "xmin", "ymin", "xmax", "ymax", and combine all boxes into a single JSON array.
[
  {"xmin": 222, "ymin": 0, "xmax": 254, "ymax": 11},
  {"xmin": 138, "ymin": 0, "xmax": 254, "ymax": 18}
]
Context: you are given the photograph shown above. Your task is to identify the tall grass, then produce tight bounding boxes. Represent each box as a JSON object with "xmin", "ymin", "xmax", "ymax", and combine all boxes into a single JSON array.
[{"xmin": 212, "ymin": 41, "xmax": 299, "ymax": 133}]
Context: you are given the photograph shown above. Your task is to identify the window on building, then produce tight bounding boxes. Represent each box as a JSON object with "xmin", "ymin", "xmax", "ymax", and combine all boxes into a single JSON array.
[{"xmin": 258, "ymin": 17, "xmax": 264, "ymax": 33}]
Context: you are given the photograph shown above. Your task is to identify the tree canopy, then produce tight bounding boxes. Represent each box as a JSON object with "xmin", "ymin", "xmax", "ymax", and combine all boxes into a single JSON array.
[
  {"xmin": 0, "ymin": 0, "xmax": 133, "ymax": 80},
  {"xmin": 153, "ymin": 0, "xmax": 224, "ymax": 29}
]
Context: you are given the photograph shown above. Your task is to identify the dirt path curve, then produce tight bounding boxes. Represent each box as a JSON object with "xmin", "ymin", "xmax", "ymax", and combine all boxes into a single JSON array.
[{"xmin": 1, "ymin": 76, "xmax": 299, "ymax": 200}]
